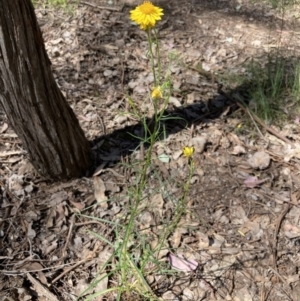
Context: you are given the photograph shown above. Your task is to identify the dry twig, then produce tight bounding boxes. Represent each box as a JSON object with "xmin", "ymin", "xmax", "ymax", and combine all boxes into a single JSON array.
[{"xmin": 27, "ymin": 273, "xmax": 60, "ymax": 301}]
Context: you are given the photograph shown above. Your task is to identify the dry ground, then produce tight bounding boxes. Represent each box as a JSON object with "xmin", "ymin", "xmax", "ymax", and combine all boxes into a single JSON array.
[{"xmin": 2, "ymin": 0, "xmax": 300, "ymax": 300}]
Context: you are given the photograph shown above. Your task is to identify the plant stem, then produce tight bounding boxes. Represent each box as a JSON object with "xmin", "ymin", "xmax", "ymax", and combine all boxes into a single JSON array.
[
  {"xmin": 147, "ymin": 29, "xmax": 157, "ymax": 86},
  {"xmin": 154, "ymin": 29, "xmax": 161, "ymax": 86}
]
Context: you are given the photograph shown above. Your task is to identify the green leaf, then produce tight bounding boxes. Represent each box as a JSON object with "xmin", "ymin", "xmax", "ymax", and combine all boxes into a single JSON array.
[{"xmin": 158, "ymin": 153, "xmax": 170, "ymax": 163}]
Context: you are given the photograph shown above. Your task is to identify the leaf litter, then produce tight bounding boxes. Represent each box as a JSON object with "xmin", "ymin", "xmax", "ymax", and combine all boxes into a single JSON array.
[{"xmin": 1, "ymin": 0, "xmax": 300, "ymax": 300}]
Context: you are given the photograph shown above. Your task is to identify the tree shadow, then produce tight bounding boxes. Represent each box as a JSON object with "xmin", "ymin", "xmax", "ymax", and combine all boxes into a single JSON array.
[{"xmin": 90, "ymin": 48, "xmax": 300, "ymax": 171}]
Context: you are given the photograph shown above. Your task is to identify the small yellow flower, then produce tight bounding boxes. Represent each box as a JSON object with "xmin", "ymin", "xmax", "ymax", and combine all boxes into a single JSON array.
[
  {"xmin": 151, "ymin": 86, "xmax": 162, "ymax": 99},
  {"xmin": 130, "ymin": 1, "xmax": 164, "ymax": 30},
  {"xmin": 183, "ymin": 146, "xmax": 195, "ymax": 158}
]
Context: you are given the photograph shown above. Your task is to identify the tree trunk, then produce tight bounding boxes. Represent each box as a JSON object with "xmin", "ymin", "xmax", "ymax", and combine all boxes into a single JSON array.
[{"xmin": 0, "ymin": 0, "xmax": 93, "ymax": 180}]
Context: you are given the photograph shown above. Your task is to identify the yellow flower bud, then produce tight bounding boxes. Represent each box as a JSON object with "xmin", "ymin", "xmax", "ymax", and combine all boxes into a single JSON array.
[
  {"xmin": 183, "ymin": 146, "xmax": 194, "ymax": 158},
  {"xmin": 151, "ymin": 86, "xmax": 162, "ymax": 99}
]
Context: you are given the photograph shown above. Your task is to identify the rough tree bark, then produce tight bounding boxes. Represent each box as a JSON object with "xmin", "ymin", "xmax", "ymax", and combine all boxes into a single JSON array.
[{"xmin": 0, "ymin": 0, "xmax": 93, "ymax": 180}]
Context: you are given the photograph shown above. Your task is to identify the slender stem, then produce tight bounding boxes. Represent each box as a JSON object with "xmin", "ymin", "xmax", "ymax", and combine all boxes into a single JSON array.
[
  {"xmin": 154, "ymin": 29, "xmax": 161, "ymax": 86},
  {"xmin": 146, "ymin": 30, "xmax": 161, "ymax": 135},
  {"xmin": 121, "ymin": 141, "xmax": 156, "ymax": 279},
  {"xmin": 147, "ymin": 29, "xmax": 157, "ymax": 86}
]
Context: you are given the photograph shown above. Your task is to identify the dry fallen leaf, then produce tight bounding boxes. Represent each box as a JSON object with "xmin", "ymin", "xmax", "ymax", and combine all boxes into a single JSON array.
[
  {"xmin": 207, "ymin": 255, "xmax": 236, "ymax": 277},
  {"xmin": 93, "ymin": 176, "xmax": 108, "ymax": 209},
  {"xmin": 171, "ymin": 228, "xmax": 185, "ymax": 248},
  {"xmin": 248, "ymin": 151, "xmax": 270, "ymax": 170},
  {"xmin": 243, "ymin": 176, "xmax": 267, "ymax": 188},
  {"xmin": 233, "ymin": 286, "xmax": 253, "ymax": 301},
  {"xmin": 231, "ymin": 206, "xmax": 248, "ymax": 225},
  {"xmin": 169, "ymin": 253, "xmax": 198, "ymax": 272},
  {"xmin": 69, "ymin": 199, "xmax": 85, "ymax": 212},
  {"xmin": 150, "ymin": 193, "xmax": 164, "ymax": 217},
  {"xmin": 138, "ymin": 210, "xmax": 154, "ymax": 233},
  {"xmin": 27, "ymin": 222, "xmax": 36, "ymax": 240},
  {"xmin": 196, "ymin": 232, "xmax": 210, "ymax": 249},
  {"xmin": 283, "ymin": 223, "xmax": 300, "ymax": 238},
  {"xmin": 8, "ymin": 174, "xmax": 24, "ymax": 192},
  {"xmin": 49, "ymin": 191, "xmax": 68, "ymax": 206},
  {"xmin": 283, "ymin": 144, "xmax": 300, "ymax": 162},
  {"xmin": 24, "ymin": 262, "xmax": 48, "ymax": 286},
  {"xmin": 240, "ymin": 220, "xmax": 263, "ymax": 240},
  {"xmin": 231, "ymin": 145, "xmax": 246, "ymax": 155},
  {"xmin": 56, "ymin": 203, "xmax": 66, "ymax": 223}
]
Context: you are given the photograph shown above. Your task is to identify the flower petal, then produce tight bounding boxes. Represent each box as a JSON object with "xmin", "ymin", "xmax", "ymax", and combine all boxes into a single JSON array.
[{"xmin": 130, "ymin": 1, "xmax": 164, "ymax": 30}]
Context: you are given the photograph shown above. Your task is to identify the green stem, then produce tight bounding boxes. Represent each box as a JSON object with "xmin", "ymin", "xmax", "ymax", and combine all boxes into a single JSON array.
[
  {"xmin": 147, "ymin": 29, "xmax": 157, "ymax": 86},
  {"xmin": 154, "ymin": 29, "xmax": 161, "ymax": 86},
  {"xmin": 121, "ymin": 141, "xmax": 156, "ymax": 283}
]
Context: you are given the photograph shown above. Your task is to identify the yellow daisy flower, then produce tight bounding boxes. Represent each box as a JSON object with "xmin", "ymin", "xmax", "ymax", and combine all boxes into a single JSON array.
[
  {"xmin": 130, "ymin": 1, "xmax": 164, "ymax": 30},
  {"xmin": 151, "ymin": 86, "xmax": 162, "ymax": 99},
  {"xmin": 183, "ymin": 146, "xmax": 195, "ymax": 158}
]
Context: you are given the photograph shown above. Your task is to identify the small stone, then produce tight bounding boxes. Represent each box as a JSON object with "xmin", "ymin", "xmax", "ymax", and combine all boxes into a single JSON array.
[
  {"xmin": 103, "ymin": 70, "xmax": 113, "ymax": 77},
  {"xmin": 191, "ymin": 136, "xmax": 207, "ymax": 153},
  {"xmin": 25, "ymin": 185, "xmax": 33, "ymax": 193}
]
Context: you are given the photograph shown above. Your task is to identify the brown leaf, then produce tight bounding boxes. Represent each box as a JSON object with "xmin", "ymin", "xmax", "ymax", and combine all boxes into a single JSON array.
[
  {"xmin": 93, "ymin": 176, "xmax": 108, "ymax": 209},
  {"xmin": 69, "ymin": 199, "xmax": 85, "ymax": 212},
  {"xmin": 24, "ymin": 263, "xmax": 49, "ymax": 286}
]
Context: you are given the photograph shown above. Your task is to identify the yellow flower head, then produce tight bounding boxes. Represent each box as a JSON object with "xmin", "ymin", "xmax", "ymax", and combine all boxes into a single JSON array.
[
  {"xmin": 151, "ymin": 86, "xmax": 162, "ymax": 99},
  {"xmin": 130, "ymin": 1, "xmax": 164, "ymax": 30},
  {"xmin": 183, "ymin": 146, "xmax": 195, "ymax": 158}
]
